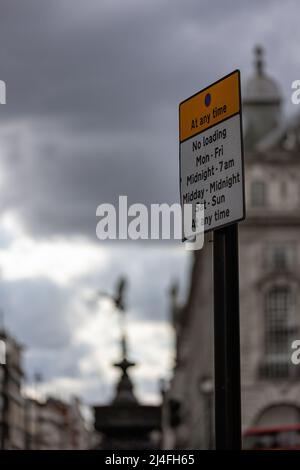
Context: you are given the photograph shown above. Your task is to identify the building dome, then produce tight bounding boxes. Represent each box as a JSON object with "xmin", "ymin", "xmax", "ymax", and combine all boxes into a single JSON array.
[
  {"xmin": 243, "ymin": 46, "xmax": 282, "ymax": 150},
  {"xmin": 244, "ymin": 74, "xmax": 281, "ymax": 104},
  {"xmin": 244, "ymin": 46, "xmax": 282, "ymax": 105}
]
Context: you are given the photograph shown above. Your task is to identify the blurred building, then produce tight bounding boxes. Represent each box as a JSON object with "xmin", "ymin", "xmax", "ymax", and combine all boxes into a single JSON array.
[
  {"xmin": 166, "ymin": 46, "xmax": 300, "ymax": 449},
  {"xmin": 94, "ymin": 334, "xmax": 162, "ymax": 449},
  {"xmin": 0, "ymin": 328, "xmax": 25, "ymax": 449},
  {"xmin": 0, "ymin": 327, "xmax": 94, "ymax": 450},
  {"xmin": 25, "ymin": 396, "xmax": 92, "ymax": 450}
]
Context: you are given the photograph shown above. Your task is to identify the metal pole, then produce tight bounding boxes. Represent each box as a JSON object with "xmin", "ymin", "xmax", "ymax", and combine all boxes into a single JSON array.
[
  {"xmin": 207, "ymin": 391, "xmax": 213, "ymax": 450},
  {"xmin": 213, "ymin": 223, "xmax": 241, "ymax": 449}
]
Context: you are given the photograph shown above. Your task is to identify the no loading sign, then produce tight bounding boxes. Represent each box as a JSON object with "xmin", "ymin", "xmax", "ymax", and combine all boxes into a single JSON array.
[{"xmin": 179, "ymin": 70, "xmax": 245, "ymax": 236}]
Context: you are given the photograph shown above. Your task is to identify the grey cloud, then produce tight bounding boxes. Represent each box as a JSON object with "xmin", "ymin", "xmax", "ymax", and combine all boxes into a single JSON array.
[
  {"xmin": 24, "ymin": 342, "xmax": 93, "ymax": 381},
  {"xmin": 0, "ymin": 277, "xmax": 75, "ymax": 348},
  {"xmin": 73, "ymin": 246, "xmax": 190, "ymax": 323},
  {"xmin": 0, "ymin": 0, "xmax": 299, "ymax": 238}
]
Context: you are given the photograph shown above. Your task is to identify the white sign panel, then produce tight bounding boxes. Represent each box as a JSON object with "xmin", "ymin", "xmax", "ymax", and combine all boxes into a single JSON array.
[{"xmin": 179, "ymin": 70, "xmax": 245, "ymax": 236}]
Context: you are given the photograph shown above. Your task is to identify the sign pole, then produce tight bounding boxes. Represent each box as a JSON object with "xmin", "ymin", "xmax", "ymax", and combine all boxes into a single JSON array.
[
  {"xmin": 213, "ymin": 222, "xmax": 241, "ymax": 449},
  {"xmin": 179, "ymin": 70, "xmax": 245, "ymax": 449}
]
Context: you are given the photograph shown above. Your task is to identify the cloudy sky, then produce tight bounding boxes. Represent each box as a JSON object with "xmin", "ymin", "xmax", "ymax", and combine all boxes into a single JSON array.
[{"xmin": 0, "ymin": 0, "xmax": 299, "ymax": 406}]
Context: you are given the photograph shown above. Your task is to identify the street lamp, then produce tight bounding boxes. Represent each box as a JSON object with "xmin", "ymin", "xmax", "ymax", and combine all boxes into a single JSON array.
[{"xmin": 199, "ymin": 375, "xmax": 214, "ymax": 449}]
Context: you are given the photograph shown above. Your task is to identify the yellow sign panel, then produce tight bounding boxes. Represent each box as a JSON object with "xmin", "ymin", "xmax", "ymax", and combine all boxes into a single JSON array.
[
  {"xmin": 179, "ymin": 70, "xmax": 241, "ymax": 142},
  {"xmin": 179, "ymin": 70, "xmax": 245, "ymax": 235}
]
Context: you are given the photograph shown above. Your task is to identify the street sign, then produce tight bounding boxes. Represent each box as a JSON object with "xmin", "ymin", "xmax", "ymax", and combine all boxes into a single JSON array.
[
  {"xmin": 179, "ymin": 70, "xmax": 245, "ymax": 236},
  {"xmin": 179, "ymin": 70, "xmax": 245, "ymax": 449}
]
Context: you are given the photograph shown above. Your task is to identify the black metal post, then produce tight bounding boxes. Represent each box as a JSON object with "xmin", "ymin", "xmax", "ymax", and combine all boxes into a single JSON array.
[
  {"xmin": 213, "ymin": 223, "xmax": 242, "ymax": 449},
  {"xmin": 207, "ymin": 391, "xmax": 213, "ymax": 450}
]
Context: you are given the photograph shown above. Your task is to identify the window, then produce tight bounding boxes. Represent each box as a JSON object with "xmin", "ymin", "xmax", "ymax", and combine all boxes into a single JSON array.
[
  {"xmin": 251, "ymin": 180, "xmax": 266, "ymax": 207},
  {"xmin": 280, "ymin": 180, "xmax": 287, "ymax": 199},
  {"xmin": 261, "ymin": 286, "xmax": 298, "ymax": 379},
  {"xmin": 266, "ymin": 244, "xmax": 296, "ymax": 271}
]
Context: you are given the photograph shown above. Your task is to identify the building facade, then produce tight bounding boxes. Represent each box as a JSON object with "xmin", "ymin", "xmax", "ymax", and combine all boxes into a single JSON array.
[
  {"xmin": 0, "ymin": 328, "xmax": 25, "ymax": 449},
  {"xmin": 166, "ymin": 46, "xmax": 300, "ymax": 449},
  {"xmin": 25, "ymin": 396, "xmax": 92, "ymax": 450},
  {"xmin": 0, "ymin": 327, "xmax": 93, "ymax": 450}
]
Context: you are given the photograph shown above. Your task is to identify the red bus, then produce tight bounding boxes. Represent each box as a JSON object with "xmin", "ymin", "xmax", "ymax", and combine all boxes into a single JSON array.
[{"xmin": 243, "ymin": 424, "xmax": 300, "ymax": 450}]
